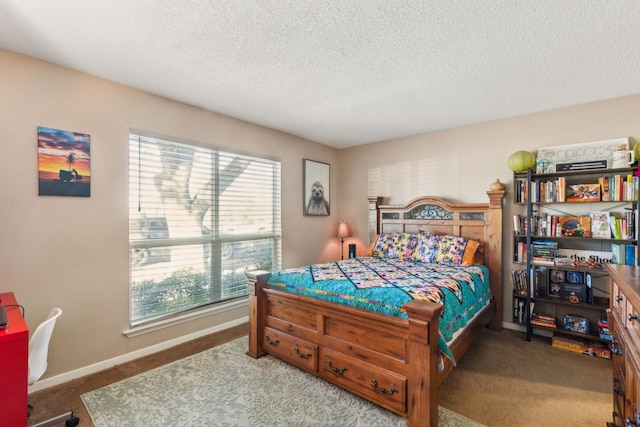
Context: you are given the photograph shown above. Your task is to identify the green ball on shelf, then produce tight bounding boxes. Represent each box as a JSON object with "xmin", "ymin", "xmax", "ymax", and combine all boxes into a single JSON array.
[{"xmin": 508, "ymin": 151, "xmax": 536, "ymax": 172}]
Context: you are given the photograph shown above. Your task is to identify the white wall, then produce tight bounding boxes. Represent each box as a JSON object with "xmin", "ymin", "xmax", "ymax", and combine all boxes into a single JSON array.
[{"xmin": 0, "ymin": 49, "xmax": 339, "ymax": 379}]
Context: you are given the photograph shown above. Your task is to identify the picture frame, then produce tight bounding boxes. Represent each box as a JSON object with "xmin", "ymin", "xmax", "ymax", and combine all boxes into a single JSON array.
[
  {"xmin": 303, "ymin": 159, "xmax": 330, "ymax": 216},
  {"xmin": 37, "ymin": 126, "xmax": 91, "ymax": 197},
  {"xmin": 567, "ymin": 271, "xmax": 584, "ymax": 284},
  {"xmin": 536, "ymin": 137, "xmax": 630, "ymax": 173},
  {"xmin": 550, "ymin": 270, "xmax": 565, "ymax": 283},
  {"xmin": 549, "ymin": 282, "xmax": 561, "ymax": 296}
]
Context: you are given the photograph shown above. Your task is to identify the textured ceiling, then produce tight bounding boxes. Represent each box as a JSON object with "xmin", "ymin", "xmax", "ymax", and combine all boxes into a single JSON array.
[{"xmin": 1, "ymin": 1, "xmax": 640, "ymax": 148}]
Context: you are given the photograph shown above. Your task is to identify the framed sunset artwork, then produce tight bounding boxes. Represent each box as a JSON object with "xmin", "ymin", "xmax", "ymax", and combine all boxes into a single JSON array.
[{"xmin": 37, "ymin": 126, "xmax": 91, "ymax": 197}]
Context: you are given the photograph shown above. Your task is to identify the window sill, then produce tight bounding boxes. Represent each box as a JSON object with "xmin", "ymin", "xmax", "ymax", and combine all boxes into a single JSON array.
[{"xmin": 123, "ymin": 297, "xmax": 248, "ymax": 338}]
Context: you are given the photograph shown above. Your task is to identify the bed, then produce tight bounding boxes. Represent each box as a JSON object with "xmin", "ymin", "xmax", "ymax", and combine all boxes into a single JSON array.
[{"xmin": 246, "ymin": 181, "xmax": 505, "ymax": 426}]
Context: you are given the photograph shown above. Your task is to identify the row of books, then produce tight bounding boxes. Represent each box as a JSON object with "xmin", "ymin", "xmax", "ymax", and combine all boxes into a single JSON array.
[
  {"xmin": 513, "ymin": 210, "xmax": 636, "ymax": 240},
  {"xmin": 516, "ymin": 242, "xmax": 637, "ymax": 266},
  {"xmin": 512, "ymin": 269, "xmax": 529, "ymax": 296},
  {"xmin": 610, "ymin": 211, "xmax": 636, "ymax": 239},
  {"xmin": 515, "ymin": 174, "xmax": 640, "ymax": 203},
  {"xmin": 530, "ymin": 240, "xmax": 558, "ymax": 266},
  {"xmin": 599, "ymin": 318, "xmax": 612, "ymax": 341},
  {"xmin": 514, "ymin": 177, "xmax": 565, "ymax": 203},
  {"xmin": 530, "ymin": 313, "xmax": 557, "ymax": 329},
  {"xmin": 513, "ymin": 297, "xmax": 535, "ymax": 324},
  {"xmin": 611, "ymin": 243, "xmax": 637, "ymax": 266},
  {"xmin": 599, "ymin": 174, "xmax": 639, "ymax": 202},
  {"xmin": 511, "ymin": 267, "xmax": 547, "ymax": 298}
]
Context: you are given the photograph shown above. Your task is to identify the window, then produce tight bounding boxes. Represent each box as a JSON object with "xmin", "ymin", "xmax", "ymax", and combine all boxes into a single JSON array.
[{"xmin": 128, "ymin": 132, "xmax": 281, "ymax": 326}]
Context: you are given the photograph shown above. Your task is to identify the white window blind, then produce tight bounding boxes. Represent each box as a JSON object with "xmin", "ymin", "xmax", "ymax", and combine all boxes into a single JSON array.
[{"xmin": 128, "ymin": 133, "xmax": 281, "ymax": 326}]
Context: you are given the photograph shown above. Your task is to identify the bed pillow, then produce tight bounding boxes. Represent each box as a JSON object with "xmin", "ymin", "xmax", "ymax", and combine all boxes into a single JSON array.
[
  {"xmin": 433, "ymin": 235, "xmax": 481, "ymax": 266},
  {"xmin": 371, "ymin": 233, "xmax": 394, "ymax": 258},
  {"xmin": 367, "ymin": 235, "xmax": 379, "ymax": 256},
  {"xmin": 371, "ymin": 232, "xmax": 420, "ymax": 259},
  {"xmin": 414, "ymin": 233, "xmax": 441, "ymax": 263},
  {"xmin": 400, "ymin": 232, "xmax": 421, "ymax": 259}
]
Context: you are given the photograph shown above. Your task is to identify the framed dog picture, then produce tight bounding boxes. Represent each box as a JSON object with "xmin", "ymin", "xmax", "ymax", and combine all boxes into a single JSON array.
[{"xmin": 303, "ymin": 159, "xmax": 330, "ymax": 216}]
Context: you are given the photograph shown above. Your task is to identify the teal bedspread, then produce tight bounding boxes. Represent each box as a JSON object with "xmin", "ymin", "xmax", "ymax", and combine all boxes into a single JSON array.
[{"xmin": 268, "ymin": 257, "xmax": 492, "ymax": 363}]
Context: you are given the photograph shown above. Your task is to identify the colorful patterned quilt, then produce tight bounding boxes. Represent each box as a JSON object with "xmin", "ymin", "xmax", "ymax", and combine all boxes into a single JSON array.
[{"xmin": 268, "ymin": 257, "xmax": 492, "ymax": 363}]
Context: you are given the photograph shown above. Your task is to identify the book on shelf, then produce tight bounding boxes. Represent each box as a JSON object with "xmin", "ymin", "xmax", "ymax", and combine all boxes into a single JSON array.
[
  {"xmin": 526, "ymin": 177, "xmax": 569, "ymax": 203},
  {"xmin": 513, "ymin": 241, "xmax": 530, "ymax": 263},
  {"xmin": 559, "ymin": 216, "xmax": 591, "ymax": 237},
  {"xmin": 611, "ymin": 175, "xmax": 622, "ymax": 201},
  {"xmin": 534, "ymin": 313, "xmax": 556, "ymax": 323},
  {"xmin": 608, "ymin": 215, "xmax": 629, "ymax": 239},
  {"xmin": 626, "ymin": 210, "xmax": 636, "ymax": 240},
  {"xmin": 550, "ymin": 215, "xmax": 559, "ymax": 237},
  {"xmin": 534, "ymin": 267, "xmax": 548, "ymax": 298},
  {"xmin": 609, "ymin": 216, "xmax": 619, "ymax": 239},
  {"xmin": 513, "ymin": 298, "xmax": 527, "ymax": 323},
  {"xmin": 554, "ymin": 257, "xmax": 572, "ymax": 266},
  {"xmin": 511, "ymin": 269, "xmax": 528, "ymax": 296},
  {"xmin": 538, "ymin": 214, "xmax": 546, "ymax": 236},
  {"xmin": 515, "ymin": 178, "xmax": 528, "ymax": 203},
  {"xmin": 626, "ymin": 244, "xmax": 636, "ymax": 266},
  {"xmin": 590, "ymin": 211, "xmax": 611, "ymax": 239},
  {"xmin": 529, "ymin": 214, "xmax": 565, "ymax": 237},
  {"xmin": 557, "ymin": 177, "xmax": 566, "ymax": 202},
  {"xmin": 599, "ymin": 176, "xmax": 610, "ymax": 201},
  {"xmin": 531, "ymin": 258, "xmax": 555, "ymax": 266},
  {"xmin": 531, "ymin": 240, "xmax": 558, "ymax": 265},
  {"xmin": 611, "ymin": 243, "xmax": 626, "ymax": 264},
  {"xmin": 513, "ymin": 214, "xmax": 523, "ymax": 235},
  {"xmin": 600, "ymin": 331, "xmax": 613, "ymax": 341},
  {"xmin": 599, "ymin": 318, "xmax": 612, "ymax": 340},
  {"xmin": 566, "ymin": 183, "xmax": 600, "ymax": 202},
  {"xmin": 532, "ymin": 239, "xmax": 558, "ymax": 248},
  {"xmin": 606, "ymin": 174, "xmax": 639, "ymax": 201},
  {"xmin": 531, "ymin": 320, "xmax": 557, "ymax": 329},
  {"xmin": 611, "ymin": 243, "xmax": 622, "ymax": 264},
  {"xmin": 531, "ymin": 313, "xmax": 557, "ymax": 329},
  {"xmin": 543, "ymin": 180, "xmax": 556, "ymax": 203}
]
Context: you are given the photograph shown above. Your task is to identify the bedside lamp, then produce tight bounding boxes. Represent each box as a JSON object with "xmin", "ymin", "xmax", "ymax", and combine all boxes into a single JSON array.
[{"xmin": 336, "ymin": 220, "xmax": 350, "ymax": 260}]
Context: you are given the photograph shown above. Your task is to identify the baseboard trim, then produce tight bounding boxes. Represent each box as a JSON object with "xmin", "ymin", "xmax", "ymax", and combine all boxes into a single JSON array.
[
  {"xmin": 31, "ymin": 320, "xmax": 540, "ymax": 393},
  {"xmin": 502, "ymin": 322, "xmax": 524, "ymax": 332},
  {"xmin": 502, "ymin": 321, "xmax": 553, "ymax": 338},
  {"xmin": 28, "ymin": 316, "xmax": 249, "ymax": 393}
]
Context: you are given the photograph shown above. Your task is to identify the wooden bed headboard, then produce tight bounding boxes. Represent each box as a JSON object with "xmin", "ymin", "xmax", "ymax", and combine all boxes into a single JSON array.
[{"xmin": 367, "ymin": 180, "xmax": 506, "ymax": 329}]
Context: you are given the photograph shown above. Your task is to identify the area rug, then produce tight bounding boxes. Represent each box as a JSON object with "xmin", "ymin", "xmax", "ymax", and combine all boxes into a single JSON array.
[{"xmin": 82, "ymin": 337, "xmax": 485, "ymax": 427}]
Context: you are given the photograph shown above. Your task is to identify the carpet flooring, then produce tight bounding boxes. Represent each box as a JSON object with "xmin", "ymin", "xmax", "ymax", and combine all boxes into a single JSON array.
[
  {"xmin": 27, "ymin": 323, "xmax": 611, "ymax": 427},
  {"xmin": 438, "ymin": 328, "xmax": 610, "ymax": 426},
  {"xmin": 81, "ymin": 337, "xmax": 482, "ymax": 427}
]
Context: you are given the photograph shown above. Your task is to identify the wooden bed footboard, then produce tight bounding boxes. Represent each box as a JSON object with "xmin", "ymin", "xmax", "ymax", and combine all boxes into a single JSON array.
[{"xmin": 247, "ymin": 271, "xmax": 444, "ymax": 426}]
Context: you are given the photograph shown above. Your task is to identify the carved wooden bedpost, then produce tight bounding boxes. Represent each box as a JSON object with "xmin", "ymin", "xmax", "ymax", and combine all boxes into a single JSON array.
[
  {"xmin": 404, "ymin": 300, "xmax": 444, "ymax": 427},
  {"xmin": 485, "ymin": 180, "xmax": 506, "ymax": 330},
  {"xmin": 246, "ymin": 270, "xmax": 270, "ymax": 359},
  {"xmin": 368, "ymin": 196, "xmax": 382, "ymax": 246}
]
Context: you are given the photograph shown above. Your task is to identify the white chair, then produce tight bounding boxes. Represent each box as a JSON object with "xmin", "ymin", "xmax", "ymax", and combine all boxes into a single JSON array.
[{"xmin": 28, "ymin": 308, "xmax": 79, "ymax": 427}]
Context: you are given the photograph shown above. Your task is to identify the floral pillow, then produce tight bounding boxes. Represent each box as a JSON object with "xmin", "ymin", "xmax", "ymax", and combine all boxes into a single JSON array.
[
  {"xmin": 400, "ymin": 233, "xmax": 421, "ymax": 259},
  {"xmin": 371, "ymin": 232, "xmax": 420, "ymax": 259},
  {"xmin": 433, "ymin": 235, "xmax": 481, "ymax": 266},
  {"xmin": 414, "ymin": 233, "xmax": 441, "ymax": 263}
]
